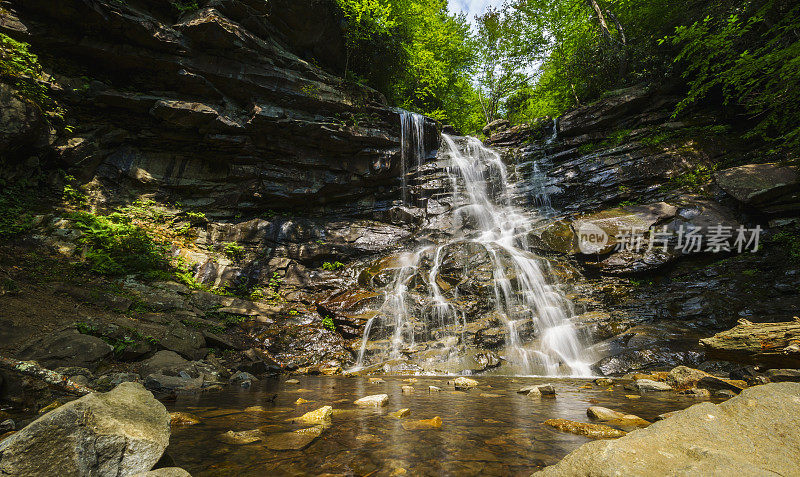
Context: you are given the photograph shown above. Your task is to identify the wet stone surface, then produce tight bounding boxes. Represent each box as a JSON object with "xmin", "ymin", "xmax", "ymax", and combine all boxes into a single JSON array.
[{"xmin": 163, "ymin": 376, "xmax": 723, "ymax": 476}]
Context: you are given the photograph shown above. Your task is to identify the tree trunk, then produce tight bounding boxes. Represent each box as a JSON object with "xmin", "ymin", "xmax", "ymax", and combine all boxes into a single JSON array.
[
  {"xmin": 585, "ymin": 0, "xmax": 612, "ymax": 40},
  {"xmin": 0, "ymin": 356, "xmax": 95, "ymax": 396},
  {"xmin": 606, "ymin": 8, "xmax": 629, "ymax": 78},
  {"xmin": 700, "ymin": 319, "xmax": 800, "ymax": 368}
]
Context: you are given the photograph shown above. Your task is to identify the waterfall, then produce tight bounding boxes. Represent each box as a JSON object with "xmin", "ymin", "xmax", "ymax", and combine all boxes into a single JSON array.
[
  {"xmin": 529, "ymin": 117, "xmax": 558, "ymax": 214},
  {"xmin": 399, "ymin": 111, "xmax": 426, "ymax": 204},
  {"xmin": 355, "ymin": 132, "xmax": 591, "ymax": 377}
]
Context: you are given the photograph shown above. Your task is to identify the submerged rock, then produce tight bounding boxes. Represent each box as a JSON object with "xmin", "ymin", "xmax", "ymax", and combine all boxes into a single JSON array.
[
  {"xmin": 262, "ymin": 426, "xmax": 324, "ymax": 451},
  {"xmin": 354, "ymin": 394, "xmax": 389, "ymax": 407},
  {"xmin": 131, "ymin": 468, "xmax": 191, "ymax": 477},
  {"xmin": 518, "ymin": 384, "xmax": 556, "ymax": 397},
  {"xmin": 389, "ymin": 409, "xmax": 411, "ymax": 419},
  {"xmin": 587, "ymin": 407, "xmax": 649, "ymax": 427},
  {"xmin": 537, "ymin": 383, "xmax": 800, "ymax": 476},
  {"xmin": 170, "ymin": 412, "xmax": 201, "ymax": 426},
  {"xmin": 217, "ymin": 429, "xmax": 264, "ymax": 445},
  {"xmin": 543, "ymin": 419, "xmax": 627, "ymax": 439},
  {"xmin": 0, "ymin": 382, "xmax": 170, "ymax": 476},
  {"xmin": 402, "ymin": 416, "xmax": 443, "ymax": 430},
  {"xmin": 290, "ymin": 406, "xmax": 333, "ymax": 425},
  {"xmin": 452, "ymin": 377, "xmax": 479, "ymax": 390}
]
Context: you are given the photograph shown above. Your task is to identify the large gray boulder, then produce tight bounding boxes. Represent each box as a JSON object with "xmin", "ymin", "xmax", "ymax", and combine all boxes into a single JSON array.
[
  {"xmin": 536, "ymin": 382, "xmax": 800, "ymax": 476},
  {"xmin": 715, "ymin": 163, "xmax": 800, "ymax": 213},
  {"xmin": 0, "ymin": 382, "xmax": 170, "ymax": 476}
]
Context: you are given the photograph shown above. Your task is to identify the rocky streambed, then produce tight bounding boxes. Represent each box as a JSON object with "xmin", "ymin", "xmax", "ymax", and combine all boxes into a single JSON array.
[{"xmin": 1, "ymin": 375, "xmax": 798, "ymax": 476}]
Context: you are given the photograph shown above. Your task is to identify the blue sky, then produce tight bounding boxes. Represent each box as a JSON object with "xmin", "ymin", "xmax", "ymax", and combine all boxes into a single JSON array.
[{"xmin": 447, "ymin": 0, "xmax": 506, "ymax": 29}]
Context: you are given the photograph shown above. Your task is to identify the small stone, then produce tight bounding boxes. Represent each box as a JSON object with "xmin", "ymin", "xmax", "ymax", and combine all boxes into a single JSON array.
[
  {"xmin": 295, "ymin": 398, "xmax": 314, "ymax": 405},
  {"xmin": 0, "ymin": 419, "xmax": 15, "ymax": 433},
  {"xmin": 290, "ymin": 406, "xmax": 332, "ymax": 425},
  {"xmin": 354, "ymin": 394, "xmax": 389, "ymax": 407},
  {"xmin": 480, "ymin": 393, "xmax": 503, "ymax": 398},
  {"xmin": 715, "ymin": 389, "xmax": 737, "ymax": 398},
  {"xmin": 285, "ymin": 379, "xmax": 300, "ymax": 384},
  {"xmin": 594, "ymin": 378, "xmax": 614, "ymax": 386},
  {"xmin": 369, "ymin": 377, "xmax": 386, "ymax": 384},
  {"xmin": 543, "ymin": 419, "xmax": 627, "ymax": 439},
  {"xmin": 587, "ymin": 407, "xmax": 649, "ymax": 427},
  {"xmin": 634, "ymin": 379, "xmax": 672, "ymax": 392},
  {"xmin": 402, "ymin": 416, "xmax": 442, "ymax": 430},
  {"xmin": 389, "ymin": 408, "xmax": 411, "ymax": 419},
  {"xmin": 401, "ymin": 385, "xmax": 414, "ymax": 394},
  {"xmin": 679, "ymin": 388, "xmax": 711, "ymax": 398},
  {"xmin": 452, "ymin": 377, "xmax": 479, "ymax": 390},
  {"xmin": 518, "ymin": 384, "xmax": 556, "ymax": 396},
  {"xmin": 170, "ymin": 412, "xmax": 200, "ymax": 426},
  {"xmin": 403, "ymin": 378, "xmax": 418, "ymax": 384},
  {"xmin": 428, "ymin": 386, "xmax": 442, "ymax": 392},
  {"xmin": 625, "ymin": 395, "xmax": 641, "ymax": 399}
]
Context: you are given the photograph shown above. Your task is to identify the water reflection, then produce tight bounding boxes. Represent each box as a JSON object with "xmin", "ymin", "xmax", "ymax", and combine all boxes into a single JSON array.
[{"xmin": 165, "ymin": 376, "xmax": 720, "ymax": 476}]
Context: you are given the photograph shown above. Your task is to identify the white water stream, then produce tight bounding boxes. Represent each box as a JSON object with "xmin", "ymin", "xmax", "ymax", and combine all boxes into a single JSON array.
[{"xmin": 354, "ymin": 117, "xmax": 591, "ymax": 376}]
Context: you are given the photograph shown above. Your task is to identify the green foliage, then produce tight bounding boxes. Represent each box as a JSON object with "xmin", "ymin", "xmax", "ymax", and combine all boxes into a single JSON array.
[
  {"xmin": 666, "ymin": 164, "xmax": 717, "ymax": 192},
  {"xmin": 0, "ymin": 176, "xmax": 37, "ymax": 238},
  {"xmin": 62, "ymin": 174, "xmax": 88, "ymax": 207},
  {"xmin": 770, "ymin": 227, "xmax": 800, "ymax": 261},
  {"xmin": 335, "ymin": 0, "xmax": 482, "ymax": 133},
  {"xmin": 322, "ymin": 261, "xmax": 345, "ymax": 271},
  {"xmin": 69, "ymin": 211, "xmax": 169, "ymax": 276},
  {"xmin": 172, "ymin": 0, "xmax": 199, "ymax": 13},
  {"xmin": 322, "ymin": 316, "xmax": 336, "ymax": 332},
  {"xmin": 664, "ymin": 0, "xmax": 800, "ymax": 150},
  {"xmin": 222, "ymin": 242, "xmax": 244, "ymax": 262},
  {"xmin": 0, "ymin": 33, "xmax": 63, "ymax": 119}
]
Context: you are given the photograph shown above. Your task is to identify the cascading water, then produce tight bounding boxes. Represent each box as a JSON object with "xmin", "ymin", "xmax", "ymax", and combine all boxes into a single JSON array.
[
  {"xmin": 399, "ymin": 111, "xmax": 426, "ymax": 204},
  {"xmin": 354, "ymin": 122, "xmax": 591, "ymax": 377}
]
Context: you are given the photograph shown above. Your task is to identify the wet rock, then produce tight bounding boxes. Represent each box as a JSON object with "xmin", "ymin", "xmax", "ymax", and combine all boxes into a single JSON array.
[
  {"xmin": 594, "ymin": 378, "xmax": 614, "ymax": 386},
  {"xmin": 131, "ymin": 468, "xmax": 191, "ymax": 477},
  {"xmin": 285, "ymin": 379, "xmax": 300, "ymax": 384},
  {"xmin": 715, "ymin": 163, "xmax": 800, "ymax": 213},
  {"xmin": 389, "ymin": 409, "xmax": 411, "ymax": 419},
  {"xmin": 170, "ymin": 412, "xmax": 201, "ymax": 426},
  {"xmin": 145, "ymin": 374, "xmax": 204, "ymax": 394},
  {"xmin": 0, "ymin": 383, "xmax": 169, "ymax": 476},
  {"xmin": 428, "ymin": 386, "xmax": 442, "ymax": 393},
  {"xmin": 633, "ymin": 379, "xmax": 672, "ymax": 392},
  {"xmin": 679, "ymin": 388, "xmax": 711, "ymax": 398},
  {"xmin": 543, "ymin": 419, "xmax": 627, "ymax": 439},
  {"xmin": 262, "ymin": 426, "xmax": 324, "ymax": 451},
  {"xmin": 697, "ymin": 376, "xmax": 745, "ymax": 393},
  {"xmin": 354, "ymin": 394, "xmax": 389, "ymax": 407},
  {"xmin": 766, "ymin": 369, "xmax": 800, "ymax": 383},
  {"xmin": 217, "ymin": 429, "xmax": 264, "ymax": 445},
  {"xmin": 715, "ymin": 389, "xmax": 737, "ymax": 398},
  {"xmin": 401, "ymin": 416, "xmax": 442, "ymax": 430},
  {"xmin": 518, "ymin": 384, "xmax": 556, "ymax": 396},
  {"xmin": 0, "ymin": 420, "xmax": 14, "ymax": 433},
  {"xmin": 537, "ymin": 383, "xmax": 800, "ymax": 476},
  {"xmin": 368, "ymin": 378, "xmax": 386, "ymax": 384},
  {"xmin": 295, "ymin": 398, "xmax": 313, "ymax": 405},
  {"xmin": 665, "ymin": 366, "xmax": 710, "ymax": 390},
  {"xmin": 401, "ymin": 385, "xmax": 414, "ymax": 394},
  {"xmin": 229, "ymin": 371, "xmax": 257, "ymax": 388},
  {"xmin": 452, "ymin": 377, "xmax": 478, "ymax": 390},
  {"xmin": 291, "ymin": 406, "xmax": 332, "ymax": 425},
  {"xmin": 17, "ymin": 329, "xmax": 113, "ymax": 372}
]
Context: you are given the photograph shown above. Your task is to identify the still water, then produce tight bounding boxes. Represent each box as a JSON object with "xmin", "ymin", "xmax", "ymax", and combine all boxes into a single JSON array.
[{"xmin": 165, "ymin": 376, "xmax": 717, "ymax": 476}]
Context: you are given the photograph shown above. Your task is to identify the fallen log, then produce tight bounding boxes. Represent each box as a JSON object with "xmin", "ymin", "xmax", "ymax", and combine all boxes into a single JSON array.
[
  {"xmin": 0, "ymin": 356, "xmax": 94, "ymax": 396},
  {"xmin": 700, "ymin": 318, "xmax": 800, "ymax": 369}
]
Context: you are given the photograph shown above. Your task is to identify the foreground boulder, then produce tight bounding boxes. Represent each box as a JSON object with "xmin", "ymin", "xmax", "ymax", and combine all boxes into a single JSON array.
[
  {"xmin": 0, "ymin": 382, "xmax": 170, "ymax": 476},
  {"xmin": 536, "ymin": 383, "xmax": 800, "ymax": 476}
]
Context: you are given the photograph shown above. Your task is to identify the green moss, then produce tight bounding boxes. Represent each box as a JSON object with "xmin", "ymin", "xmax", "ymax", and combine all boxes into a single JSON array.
[
  {"xmin": 665, "ymin": 164, "xmax": 717, "ymax": 192},
  {"xmin": 222, "ymin": 242, "xmax": 244, "ymax": 262},
  {"xmin": 322, "ymin": 316, "xmax": 336, "ymax": 332}
]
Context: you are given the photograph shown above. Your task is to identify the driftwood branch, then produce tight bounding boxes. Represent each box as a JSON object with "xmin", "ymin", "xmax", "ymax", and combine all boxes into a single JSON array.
[
  {"xmin": 700, "ymin": 320, "xmax": 800, "ymax": 369},
  {"xmin": 0, "ymin": 356, "xmax": 94, "ymax": 396}
]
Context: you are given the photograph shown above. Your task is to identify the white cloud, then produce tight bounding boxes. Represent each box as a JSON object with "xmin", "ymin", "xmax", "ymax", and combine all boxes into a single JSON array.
[{"xmin": 448, "ymin": 0, "xmax": 506, "ymax": 29}]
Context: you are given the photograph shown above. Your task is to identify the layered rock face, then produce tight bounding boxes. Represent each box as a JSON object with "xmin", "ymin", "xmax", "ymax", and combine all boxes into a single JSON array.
[{"xmin": 3, "ymin": 0, "xmax": 437, "ymax": 215}]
